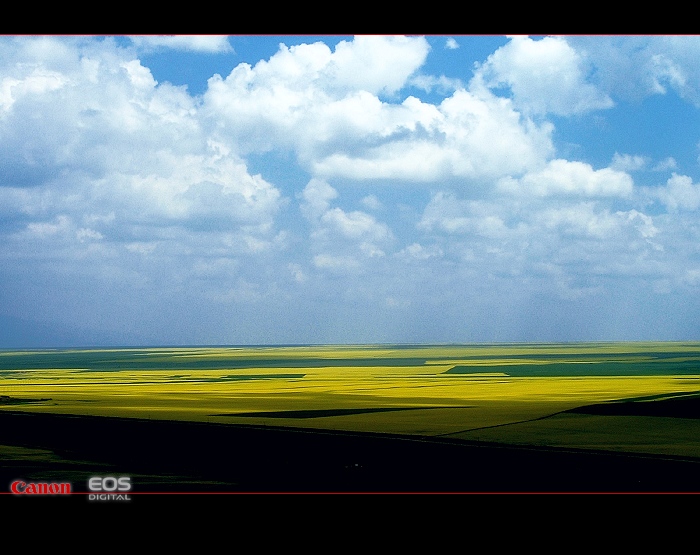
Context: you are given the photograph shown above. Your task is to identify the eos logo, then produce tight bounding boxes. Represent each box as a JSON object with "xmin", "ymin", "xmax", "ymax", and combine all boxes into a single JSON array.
[
  {"xmin": 89, "ymin": 476, "xmax": 131, "ymax": 492},
  {"xmin": 88, "ymin": 476, "xmax": 132, "ymax": 501}
]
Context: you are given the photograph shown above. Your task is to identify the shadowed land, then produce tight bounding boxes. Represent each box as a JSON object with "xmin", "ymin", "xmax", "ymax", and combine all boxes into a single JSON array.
[
  {"xmin": 2, "ymin": 407, "xmax": 700, "ymax": 494},
  {"xmin": 0, "ymin": 395, "xmax": 52, "ymax": 405},
  {"xmin": 568, "ymin": 391, "xmax": 700, "ymax": 418}
]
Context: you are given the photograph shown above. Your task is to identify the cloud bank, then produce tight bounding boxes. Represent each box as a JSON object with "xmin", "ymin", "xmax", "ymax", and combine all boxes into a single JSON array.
[{"xmin": 1, "ymin": 35, "xmax": 700, "ymax": 345}]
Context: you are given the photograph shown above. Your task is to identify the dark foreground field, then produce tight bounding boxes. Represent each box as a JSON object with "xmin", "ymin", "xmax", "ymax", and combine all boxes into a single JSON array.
[{"xmin": 2, "ymin": 410, "xmax": 700, "ymax": 496}]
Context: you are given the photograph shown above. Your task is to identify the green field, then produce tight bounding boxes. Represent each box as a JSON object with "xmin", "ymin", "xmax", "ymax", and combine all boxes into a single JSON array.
[{"xmin": 2, "ymin": 342, "xmax": 700, "ymax": 459}]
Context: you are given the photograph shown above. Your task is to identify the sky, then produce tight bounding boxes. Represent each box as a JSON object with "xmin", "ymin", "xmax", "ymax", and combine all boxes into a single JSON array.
[{"xmin": 2, "ymin": 34, "xmax": 700, "ymax": 347}]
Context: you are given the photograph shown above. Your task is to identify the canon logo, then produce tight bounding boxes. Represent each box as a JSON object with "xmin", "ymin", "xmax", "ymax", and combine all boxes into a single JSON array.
[{"xmin": 11, "ymin": 480, "xmax": 72, "ymax": 495}]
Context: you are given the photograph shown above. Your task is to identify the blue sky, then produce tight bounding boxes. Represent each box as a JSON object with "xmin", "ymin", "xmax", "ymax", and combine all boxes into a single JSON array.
[{"xmin": 2, "ymin": 35, "xmax": 700, "ymax": 347}]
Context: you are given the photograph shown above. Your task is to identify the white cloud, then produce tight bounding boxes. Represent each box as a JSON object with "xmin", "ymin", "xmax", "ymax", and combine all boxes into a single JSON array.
[
  {"xmin": 204, "ymin": 36, "xmax": 554, "ymax": 183},
  {"xmin": 536, "ymin": 203, "xmax": 626, "ymax": 239},
  {"xmin": 311, "ymin": 89, "xmax": 554, "ymax": 182},
  {"xmin": 360, "ymin": 242, "xmax": 385, "ymax": 257},
  {"xmin": 329, "ymin": 35, "xmax": 431, "ymax": 96},
  {"xmin": 418, "ymin": 193, "xmax": 508, "ymax": 237},
  {"xmin": 648, "ymin": 53, "xmax": 686, "ymax": 94},
  {"xmin": 610, "ymin": 153, "xmax": 648, "ymax": 172},
  {"xmin": 129, "ymin": 36, "xmax": 233, "ymax": 54},
  {"xmin": 300, "ymin": 179, "xmax": 393, "ymax": 274},
  {"xmin": 301, "ymin": 179, "xmax": 392, "ymax": 244},
  {"xmin": 624, "ymin": 209, "xmax": 659, "ymax": 240},
  {"xmin": 683, "ymin": 268, "xmax": 700, "ymax": 286},
  {"xmin": 288, "ymin": 263, "xmax": 307, "ymax": 283},
  {"xmin": 207, "ymin": 35, "xmax": 427, "ymax": 100},
  {"xmin": 498, "ymin": 159, "xmax": 634, "ymax": 197},
  {"xmin": 0, "ymin": 69, "xmax": 68, "ymax": 113},
  {"xmin": 437, "ymin": 89, "xmax": 554, "ymax": 178},
  {"xmin": 126, "ymin": 242, "xmax": 157, "ymax": 255},
  {"xmin": 312, "ymin": 141, "xmax": 447, "ymax": 181},
  {"xmin": 653, "ymin": 37, "xmax": 700, "ymax": 105},
  {"xmin": 408, "ymin": 74, "xmax": 463, "ymax": 95},
  {"xmin": 566, "ymin": 36, "xmax": 700, "ymax": 106},
  {"xmin": 658, "ymin": 173, "xmax": 700, "ymax": 211},
  {"xmin": 397, "ymin": 243, "xmax": 443, "ymax": 260},
  {"xmin": 475, "ymin": 35, "xmax": 614, "ymax": 116},
  {"xmin": 361, "ymin": 195, "xmax": 382, "ymax": 210},
  {"xmin": 0, "ymin": 37, "xmax": 284, "ymax": 258},
  {"xmin": 300, "ymin": 178, "xmax": 338, "ymax": 221},
  {"xmin": 416, "ymin": 185, "xmax": 667, "ymax": 299},
  {"xmin": 445, "ymin": 38, "xmax": 459, "ymax": 50},
  {"xmin": 321, "ymin": 208, "xmax": 391, "ymax": 242},
  {"xmin": 202, "ymin": 38, "xmax": 432, "ymax": 157},
  {"xmin": 26, "ymin": 215, "xmax": 72, "ymax": 238},
  {"xmin": 76, "ymin": 228, "xmax": 104, "ymax": 242},
  {"xmin": 653, "ymin": 157, "xmax": 677, "ymax": 171}
]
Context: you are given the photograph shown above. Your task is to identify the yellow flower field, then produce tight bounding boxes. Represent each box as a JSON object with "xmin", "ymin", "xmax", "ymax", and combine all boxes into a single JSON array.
[{"xmin": 2, "ymin": 343, "xmax": 700, "ymax": 458}]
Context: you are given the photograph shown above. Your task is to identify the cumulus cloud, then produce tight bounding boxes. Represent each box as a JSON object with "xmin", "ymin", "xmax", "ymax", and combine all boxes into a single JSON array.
[
  {"xmin": 566, "ymin": 36, "xmax": 700, "ymax": 106},
  {"xmin": 204, "ymin": 36, "xmax": 554, "ymax": 183},
  {"xmin": 361, "ymin": 195, "xmax": 382, "ymax": 210},
  {"xmin": 474, "ymin": 35, "xmax": 614, "ymax": 116},
  {"xmin": 535, "ymin": 203, "xmax": 630, "ymax": 239},
  {"xmin": 0, "ymin": 68, "xmax": 68, "ymax": 113},
  {"xmin": 202, "ymin": 37, "xmax": 432, "ymax": 158},
  {"xmin": 418, "ymin": 194, "xmax": 523, "ymax": 250},
  {"xmin": 416, "ymin": 182, "xmax": 667, "ymax": 303},
  {"xmin": 408, "ymin": 74, "xmax": 463, "ymax": 95},
  {"xmin": 0, "ymin": 37, "xmax": 284, "ymax": 264},
  {"xmin": 611, "ymin": 153, "xmax": 648, "ymax": 172},
  {"xmin": 498, "ymin": 159, "xmax": 634, "ymax": 197},
  {"xmin": 397, "ymin": 243, "xmax": 444, "ymax": 260},
  {"xmin": 26, "ymin": 215, "xmax": 72, "ymax": 238},
  {"xmin": 206, "ymin": 35, "xmax": 428, "ymax": 101},
  {"xmin": 300, "ymin": 179, "xmax": 392, "ymax": 272},
  {"xmin": 657, "ymin": 173, "xmax": 700, "ymax": 211},
  {"xmin": 653, "ymin": 157, "xmax": 678, "ymax": 172},
  {"xmin": 301, "ymin": 180, "xmax": 391, "ymax": 243},
  {"xmin": 311, "ymin": 89, "xmax": 554, "ymax": 182},
  {"xmin": 321, "ymin": 208, "xmax": 391, "ymax": 242},
  {"xmin": 327, "ymin": 35, "xmax": 431, "ymax": 96},
  {"xmin": 299, "ymin": 178, "xmax": 338, "ymax": 221}
]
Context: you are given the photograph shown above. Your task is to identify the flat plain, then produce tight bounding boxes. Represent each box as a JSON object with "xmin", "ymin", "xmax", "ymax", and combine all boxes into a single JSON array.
[{"xmin": 2, "ymin": 342, "xmax": 700, "ymax": 492}]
